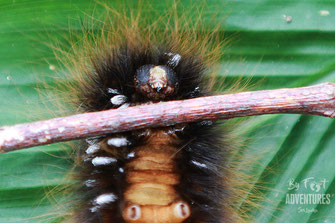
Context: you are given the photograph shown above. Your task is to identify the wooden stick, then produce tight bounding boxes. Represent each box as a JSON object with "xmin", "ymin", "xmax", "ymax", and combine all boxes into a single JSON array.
[{"xmin": 0, "ymin": 82, "xmax": 334, "ymax": 153}]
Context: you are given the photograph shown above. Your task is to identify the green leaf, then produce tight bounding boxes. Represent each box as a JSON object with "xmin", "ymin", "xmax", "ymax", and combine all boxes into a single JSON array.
[{"xmin": 0, "ymin": 0, "xmax": 334, "ymax": 222}]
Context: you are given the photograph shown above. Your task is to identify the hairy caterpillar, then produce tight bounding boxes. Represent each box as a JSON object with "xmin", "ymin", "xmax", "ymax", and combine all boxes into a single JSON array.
[
  {"xmin": 57, "ymin": 4, "xmax": 240, "ymax": 223},
  {"xmin": 0, "ymin": 0, "xmax": 335, "ymax": 223}
]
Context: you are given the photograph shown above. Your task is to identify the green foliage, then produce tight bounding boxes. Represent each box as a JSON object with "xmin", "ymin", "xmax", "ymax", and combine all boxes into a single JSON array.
[{"xmin": 0, "ymin": 0, "xmax": 334, "ymax": 222}]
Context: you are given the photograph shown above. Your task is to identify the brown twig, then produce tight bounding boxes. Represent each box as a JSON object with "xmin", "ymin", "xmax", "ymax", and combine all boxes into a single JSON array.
[{"xmin": 0, "ymin": 82, "xmax": 334, "ymax": 153}]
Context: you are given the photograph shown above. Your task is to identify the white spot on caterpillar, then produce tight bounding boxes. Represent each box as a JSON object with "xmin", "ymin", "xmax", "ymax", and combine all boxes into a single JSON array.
[
  {"xmin": 107, "ymin": 137, "xmax": 129, "ymax": 147},
  {"xmin": 175, "ymin": 125, "xmax": 185, "ymax": 132},
  {"xmin": 191, "ymin": 160, "xmax": 207, "ymax": 168},
  {"xmin": 111, "ymin": 95, "xmax": 127, "ymax": 105},
  {"xmin": 188, "ymin": 86, "xmax": 200, "ymax": 97},
  {"xmin": 166, "ymin": 52, "xmax": 181, "ymax": 67},
  {"xmin": 90, "ymin": 206, "xmax": 99, "ymax": 213},
  {"xmin": 127, "ymin": 152, "xmax": 135, "ymax": 159},
  {"xmin": 6, "ymin": 76, "xmax": 12, "ymax": 81},
  {"xmin": 119, "ymin": 167, "xmax": 124, "ymax": 173},
  {"xmin": 86, "ymin": 144, "xmax": 100, "ymax": 154},
  {"xmin": 58, "ymin": 127, "xmax": 65, "ymax": 133},
  {"xmin": 107, "ymin": 88, "xmax": 120, "ymax": 94},
  {"xmin": 85, "ymin": 179, "xmax": 96, "ymax": 187},
  {"xmin": 118, "ymin": 103, "xmax": 130, "ymax": 109},
  {"xmin": 92, "ymin": 157, "xmax": 117, "ymax": 166},
  {"xmin": 94, "ymin": 193, "xmax": 117, "ymax": 205},
  {"xmin": 165, "ymin": 129, "xmax": 175, "ymax": 135},
  {"xmin": 89, "ymin": 193, "xmax": 119, "ymax": 212}
]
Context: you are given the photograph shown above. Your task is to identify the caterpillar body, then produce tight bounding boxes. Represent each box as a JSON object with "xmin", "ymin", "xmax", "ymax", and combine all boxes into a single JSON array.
[
  {"xmin": 74, "ymin": 43, "xmax": 227, "ymax": 223},
  {"xmin": 57, "ymin": 6, "xmax": 238, "ymax": 223}
]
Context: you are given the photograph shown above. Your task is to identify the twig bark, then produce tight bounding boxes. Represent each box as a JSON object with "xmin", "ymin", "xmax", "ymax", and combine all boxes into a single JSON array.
[{"xmin": 0, "ymin": 82, "xmax": 334, "ymax": 153}]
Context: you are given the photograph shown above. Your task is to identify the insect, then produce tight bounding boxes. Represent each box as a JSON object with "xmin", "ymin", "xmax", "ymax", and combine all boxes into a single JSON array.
[
  {"xmin": 54, "ymin": 5, "xmax": 239, "ymax": 222},
  {"xmin": 1, "ymin": 1, "xmax": 334, "ymax": 223}
]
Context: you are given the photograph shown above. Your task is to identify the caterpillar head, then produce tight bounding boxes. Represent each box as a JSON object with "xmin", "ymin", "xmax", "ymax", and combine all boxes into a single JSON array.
[{"xmin": 134, "ymin": 64, "xmax": 178, "ymax": 101}]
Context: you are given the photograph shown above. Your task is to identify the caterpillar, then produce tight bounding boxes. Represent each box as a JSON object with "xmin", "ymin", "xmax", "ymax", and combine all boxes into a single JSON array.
[
  {"xmin": 1, "ymin": 1, "xmax": 335, "ymax": 223},
  {"xmin": 58, "ymin": 5, "xmax": 238, "ymax": 223}
]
